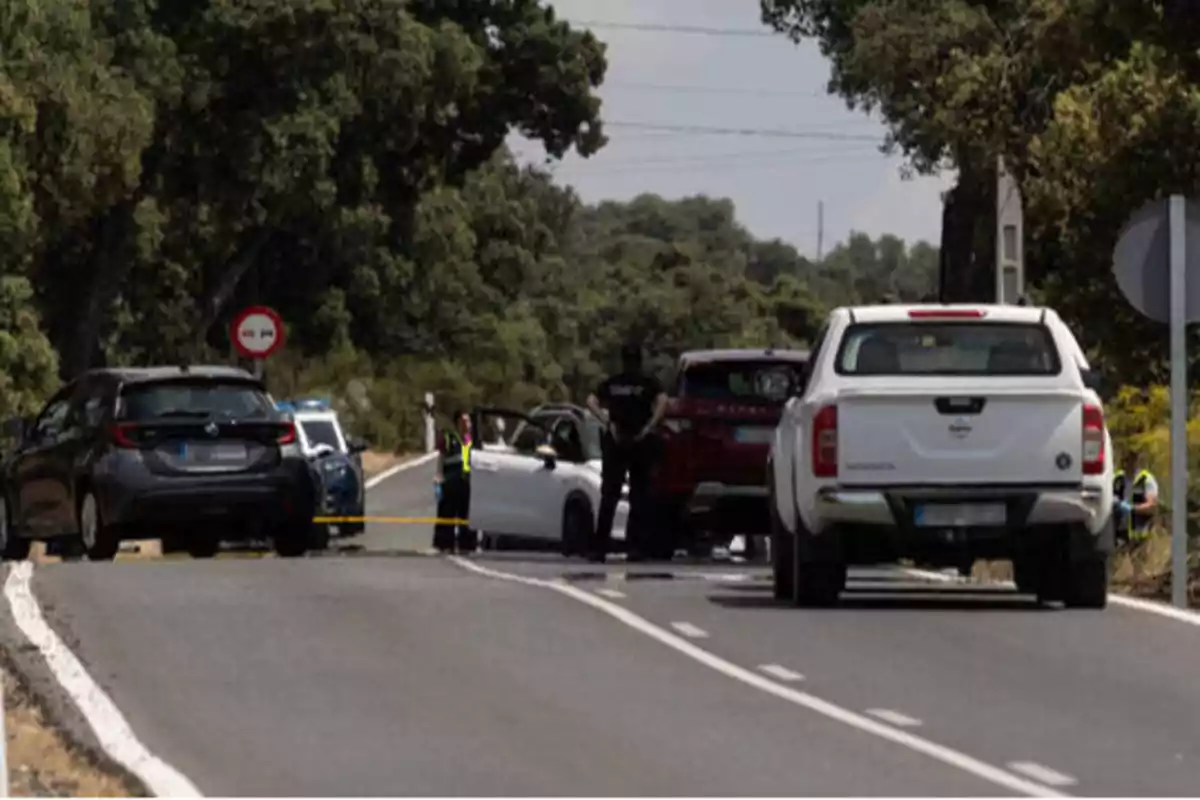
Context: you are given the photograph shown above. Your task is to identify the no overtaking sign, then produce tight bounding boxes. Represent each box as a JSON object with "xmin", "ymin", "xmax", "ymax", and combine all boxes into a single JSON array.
[{"xmin": 231, "ymin": 306, "xmax": 285, "ymax": 359}]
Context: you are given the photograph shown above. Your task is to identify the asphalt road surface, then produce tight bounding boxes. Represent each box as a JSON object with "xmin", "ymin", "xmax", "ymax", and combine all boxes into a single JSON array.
[{"xmin": 9, "ymin": 460, "xmax": 1200, "ymax": 796}]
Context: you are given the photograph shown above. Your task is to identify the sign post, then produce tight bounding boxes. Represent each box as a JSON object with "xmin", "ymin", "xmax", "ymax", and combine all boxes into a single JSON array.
[
  {"xmin": 1112, "ymin": 194, "xmax": 1200, "ymax": 608},
  {"xmin": 230, "ymin": 306, "xmax": 285, "ymax": 381},
  {"xmin": 424, "ymin": 392, "xmax": 435, "ymax": 453},
  {"xmin": 1169, "ymin": 197, "xmax": 1188, "ymax": 609}
]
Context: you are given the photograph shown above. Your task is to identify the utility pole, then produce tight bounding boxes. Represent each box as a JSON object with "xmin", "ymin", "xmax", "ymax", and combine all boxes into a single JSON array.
[
  {"xmin": 995, "ymin": 156, "xmax": 1025, "ymax": 303},
  {"xmin": 817, "ymin": 201, "xmax": 824, "ymax": 262}
]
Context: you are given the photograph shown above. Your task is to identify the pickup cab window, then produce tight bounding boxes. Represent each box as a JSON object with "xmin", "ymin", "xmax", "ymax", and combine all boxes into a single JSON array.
[{"xmin": 835, "ymin": 322, "xmax": 1062, "ymax": 376}]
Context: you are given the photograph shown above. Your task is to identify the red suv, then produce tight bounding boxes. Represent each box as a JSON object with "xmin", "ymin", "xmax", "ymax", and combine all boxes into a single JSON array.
[{"xmin": 654, "ymin": 348, "xmax": 809, "ymax": 556}]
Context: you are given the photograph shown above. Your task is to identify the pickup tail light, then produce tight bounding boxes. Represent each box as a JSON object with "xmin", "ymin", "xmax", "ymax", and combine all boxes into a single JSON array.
[
  {"xmin": 811, "ymin": 404, "xmax": 838, "ymax": 478},
  {"xmin": 1082, "ymin": 404, "xmax": 1105, "ymax": 475},
  {"xmin": 277, "ymin": 422, "xmax": 297, "ymax": 445},
  {"xmin": 109, "ymin": 423, "xmax": 138, "ymax": 449}
]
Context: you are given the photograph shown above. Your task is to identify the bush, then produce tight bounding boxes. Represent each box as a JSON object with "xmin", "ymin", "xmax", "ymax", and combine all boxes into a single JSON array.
[{"xmin": 1105, "ymin": 385, "xmax": 1200, "ymax": 534}]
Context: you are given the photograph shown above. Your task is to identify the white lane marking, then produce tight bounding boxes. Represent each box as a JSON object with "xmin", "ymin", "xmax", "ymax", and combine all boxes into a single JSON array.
[
  {"xmin": 447, "ymin": 557, "xmax": 1067, "ymax": 798},
  {"xmin": 670, "ymin": 621, "xmax": 709, "ymax": 638},
  {"xmin": 1008, "ymin": 762, "xmax": 1078, "ymax": 787},
  {"xmin": 758, "ymin": 664, "xmax": 804, "ymax": 682},
  {"xmin": 364, "ymin": 451, "xmax": 438, "ymax": 490},
  {"xmin": 596, "ymin": 588, "xmax": 626, "ymax": 599},
  {"xmin": 3, "ymin": 563, "xmax": 202, "ymax": 797},
  {"xmin": 867, "ymin": 708, "xmax": 923, "ymax": 727},
  {"xmin": 904, "ymin": 567, "xmax": 1200, "ymax": 628}
]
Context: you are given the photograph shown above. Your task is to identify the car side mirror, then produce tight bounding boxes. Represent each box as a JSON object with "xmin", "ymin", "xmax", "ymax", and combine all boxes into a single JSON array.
[
  {"xmin": 347, "ymin": 438, "xmax": 368, "ymax": 455},
  {"xmin": 535, "ymin": 443, "xmax": 557, "ymax": 469}
]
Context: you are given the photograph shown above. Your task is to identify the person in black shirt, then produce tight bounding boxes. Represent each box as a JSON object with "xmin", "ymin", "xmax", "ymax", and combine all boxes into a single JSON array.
[{"xmin": 586, "ymin": 342, "xmax": 669, "ymax": 562}]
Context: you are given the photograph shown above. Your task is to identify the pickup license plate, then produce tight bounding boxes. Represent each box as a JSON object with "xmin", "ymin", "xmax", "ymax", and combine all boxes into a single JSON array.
[
  {"xmin": 734, "ymin": 426, "xmax": 773, "ymax": 444},
  {"xmin": 914, "ymin": 503, "xmax": 1006, "ymax": 527}
]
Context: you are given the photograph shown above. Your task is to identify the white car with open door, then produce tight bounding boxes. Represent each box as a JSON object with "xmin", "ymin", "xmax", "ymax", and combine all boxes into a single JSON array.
[
  {"xmin": 469, "ymin": 404, "xmax": 627, "ymax": 553},
  {"xmin": 768, "ymin": 304, "xmax": 1114, "ymax": 608}
]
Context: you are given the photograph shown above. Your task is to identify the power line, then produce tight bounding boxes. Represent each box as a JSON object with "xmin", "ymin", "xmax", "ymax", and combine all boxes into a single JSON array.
[
  {"xmin": 604, "ymin": 80, "xmax": 825, "ymax": 98},
  {"xmin": 547, "ymin": 144, "xmax": 878, "ymax": 169},
  {"xmin": 547, "ymin": 153, "xmax": 872, "ymax": 178},
  {"xmin": 570, "ymin": 20, "xmax": 775, "ymax": 37},
  {"xmin": 605, "ymin": 121, "xmax": 882, "ymax": 142}
]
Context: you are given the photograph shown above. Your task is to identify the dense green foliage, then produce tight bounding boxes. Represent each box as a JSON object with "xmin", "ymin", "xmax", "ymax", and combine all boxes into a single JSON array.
[
  {"xmin": 761, "ymin": 0, "xmax": 1200, "ymax": 386},
  {"xmin": 0, "ymin": 0, "xmax": 938, "ymax": 450}
]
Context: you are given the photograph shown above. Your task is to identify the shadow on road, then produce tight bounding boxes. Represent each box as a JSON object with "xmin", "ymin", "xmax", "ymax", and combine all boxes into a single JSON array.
[{"xmin": 705, "ymin": 585, "xmax": 1045, "ymax": 612}]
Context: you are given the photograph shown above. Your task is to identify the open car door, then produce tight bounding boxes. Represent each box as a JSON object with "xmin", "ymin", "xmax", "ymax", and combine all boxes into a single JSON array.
[{"xmin": 468, "ymin": 408, "xmax": 564, "ymax": 539}]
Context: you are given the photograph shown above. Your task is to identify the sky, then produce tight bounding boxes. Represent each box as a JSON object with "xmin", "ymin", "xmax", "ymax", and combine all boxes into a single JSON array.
[{"xmin": 508, "ymin": 0, "xmax": 955, "ymax": 259}]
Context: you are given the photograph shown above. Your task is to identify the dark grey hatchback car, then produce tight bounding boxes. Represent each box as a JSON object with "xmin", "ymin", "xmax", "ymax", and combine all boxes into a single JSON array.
[{"xmin": 0, "ymin": 366, "xmax": 323, "ymax": 560}]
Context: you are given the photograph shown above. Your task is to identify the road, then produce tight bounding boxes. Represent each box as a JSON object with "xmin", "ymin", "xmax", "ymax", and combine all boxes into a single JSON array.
[{"xmin": 6, "ymin": 458, "xmax": 1200, "ymax": 796}]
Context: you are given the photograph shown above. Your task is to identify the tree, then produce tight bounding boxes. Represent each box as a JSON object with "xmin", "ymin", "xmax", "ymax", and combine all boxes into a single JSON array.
[{"xmin": 9, "ymin": 0, "xmax": 609, "ymax": 377}]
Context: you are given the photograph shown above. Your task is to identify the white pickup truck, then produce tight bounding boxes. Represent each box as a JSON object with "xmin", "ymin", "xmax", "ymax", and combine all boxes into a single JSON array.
[{"xmin": 768, "ymin": 304, "xmax": 1114, "ymax": 608}]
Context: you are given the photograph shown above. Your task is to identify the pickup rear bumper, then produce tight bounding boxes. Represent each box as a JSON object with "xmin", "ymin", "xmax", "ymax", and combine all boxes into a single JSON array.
[
  {"xmin": 801, "ymin": 485, "xmax": 1113, "ymax": 567},
  {"xmin": 812, "ymin": 485, "xmax": 1108, "ymax": 532}
]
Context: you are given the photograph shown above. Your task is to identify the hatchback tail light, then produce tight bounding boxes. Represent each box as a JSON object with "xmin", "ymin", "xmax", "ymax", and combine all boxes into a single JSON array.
[
  {"xmin": 277, "ymin": 422, "xmax": 297, "ymax": 445},
  {"xmin": 811, "ymin": 405, "xmax": 838, "ymax": 478},
  {"xmin": 1082, "ymin": 404, "xmax": 1105, "ymax": 475}
]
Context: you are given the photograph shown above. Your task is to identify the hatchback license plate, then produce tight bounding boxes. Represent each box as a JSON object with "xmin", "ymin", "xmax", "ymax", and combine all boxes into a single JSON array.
[
  {"xmin": 914, "ymin": 503, "xmax": 1005, "ymax": 527},
  {"xmin": 734, "ymin": 426, "xmax": 773, "ymax": 444},
  {"xmin": 176, "ymin": 442, "xmax": 247, "ymax": 462}
]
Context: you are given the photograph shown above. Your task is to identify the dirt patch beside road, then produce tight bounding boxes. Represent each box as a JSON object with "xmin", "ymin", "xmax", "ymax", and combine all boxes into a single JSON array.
[{"xmin": 2, "ymin": 664, "xmax": 140, "ymax": 797}]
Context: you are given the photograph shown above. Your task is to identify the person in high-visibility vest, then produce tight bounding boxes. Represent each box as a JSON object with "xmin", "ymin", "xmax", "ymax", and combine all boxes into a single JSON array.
[
  {"xmin": 1113, "ymin": 452, "xmax": 1159, "ymax": 544},
  {"xmin": 433, "ymin": 409, "xmax": 477, "ymax": 554}
]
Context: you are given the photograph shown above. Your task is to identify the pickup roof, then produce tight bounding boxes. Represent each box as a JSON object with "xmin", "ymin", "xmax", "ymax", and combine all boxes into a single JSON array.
[{"xmin": 768, "ymin": 304, "xmax": 1114, "ymax": 609}]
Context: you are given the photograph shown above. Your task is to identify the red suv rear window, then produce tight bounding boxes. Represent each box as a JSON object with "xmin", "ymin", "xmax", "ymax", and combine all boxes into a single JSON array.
[{"xmin": 676, "ymin": 360, "xmax": 804, "ymax": 404}]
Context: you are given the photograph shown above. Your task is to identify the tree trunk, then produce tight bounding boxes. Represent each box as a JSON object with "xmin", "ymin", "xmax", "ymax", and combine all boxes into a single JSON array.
[
  {"xmin": 938, "ymin": 159, "xmax": 998, "ymax": 303},
  {"xmin": 59, "ymin": 199, "xmax": 139, "ymax": 380},
  {"xmin": 193, "ymin": 227, "xmax": 274, "ymax": 353}
]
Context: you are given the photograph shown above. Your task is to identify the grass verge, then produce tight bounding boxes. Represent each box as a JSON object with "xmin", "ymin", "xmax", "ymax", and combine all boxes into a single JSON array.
[
  {"xmin": 1, "ymin": 664, "xmax": 141, "ymax": 797},
  {"xmin": 972, "ymin": 533, "xmax": 1198, "ymax": 607}
]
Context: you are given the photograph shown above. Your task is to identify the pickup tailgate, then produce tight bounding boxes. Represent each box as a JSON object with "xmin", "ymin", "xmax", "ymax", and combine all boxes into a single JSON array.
[{"xmin": 836, "ymin": 388, "xmax": 1084, "ymax": 485}]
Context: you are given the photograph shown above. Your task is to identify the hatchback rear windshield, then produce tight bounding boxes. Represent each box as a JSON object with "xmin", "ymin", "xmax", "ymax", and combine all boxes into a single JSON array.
[
  {"xmin": 677, "ymin": 360, "xmax": 805, "ymax": 403},
  {"xmin": 834, "ymin": 322, "xmax": 1062, "ymax": 376},
  {"xmin": 117, "ymin": 381, "xmax": 276, "ymax": 421}
]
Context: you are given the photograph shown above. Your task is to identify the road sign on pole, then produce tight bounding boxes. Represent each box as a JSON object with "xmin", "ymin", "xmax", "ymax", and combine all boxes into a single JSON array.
[
  {"xmin": 231, "ymin": 306, "xmax": 285, "ymax": 361},
  {"xmin": 1112, "ymin": 194, "xmax": 1196, "ymax": 608}
]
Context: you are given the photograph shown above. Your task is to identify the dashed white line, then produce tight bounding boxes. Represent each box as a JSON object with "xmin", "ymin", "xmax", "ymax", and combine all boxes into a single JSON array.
[
  {"xmin": 758, "ymin": 664, "xmax": 804, "ymax": 682},
  {"xmin": 867, "ymin": 708, "xmax": 923, "ymax": 727},
  {"xmin": 451, "ymin": 556, "xmax": 1066, "ymax": 797},
  {"xmin": 595, "ymin": 588, "xmax": 626, "ymax": 599},
  {"xmin": 1008, "ymin": 762, "xmax": 1078, "ymax": 787},
  {"xmin": 3, "ymin": 563, "xmax": 202, "ymax": 796},
  {"xmin": 670, "ymin": 621, "xmax": 709, "ymax": 638}
]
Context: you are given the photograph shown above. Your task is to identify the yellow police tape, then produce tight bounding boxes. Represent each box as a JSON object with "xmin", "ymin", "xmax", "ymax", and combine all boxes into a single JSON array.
[{"xmin": 312, "ymin": 516, "xmax": 468, "ymax": 525}]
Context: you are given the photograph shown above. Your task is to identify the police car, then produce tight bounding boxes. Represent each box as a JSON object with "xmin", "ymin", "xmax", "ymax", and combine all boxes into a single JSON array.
[{"xmin": 275, "ymin": 398, "xmax": 369, "ymax": 538}]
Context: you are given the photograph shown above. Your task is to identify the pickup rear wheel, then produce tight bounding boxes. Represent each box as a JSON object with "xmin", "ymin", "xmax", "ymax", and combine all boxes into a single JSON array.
[
  {"xmin": 794, "ymin": 562, "xmax": 847, "ymax": 607},
  {"xmin": 770, "ymin": 523, "xmax": 794, "ymax": 602},
  {"xmin": 1063, "ymin": 557, "xmax": 1110, "ymax": 609}
]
